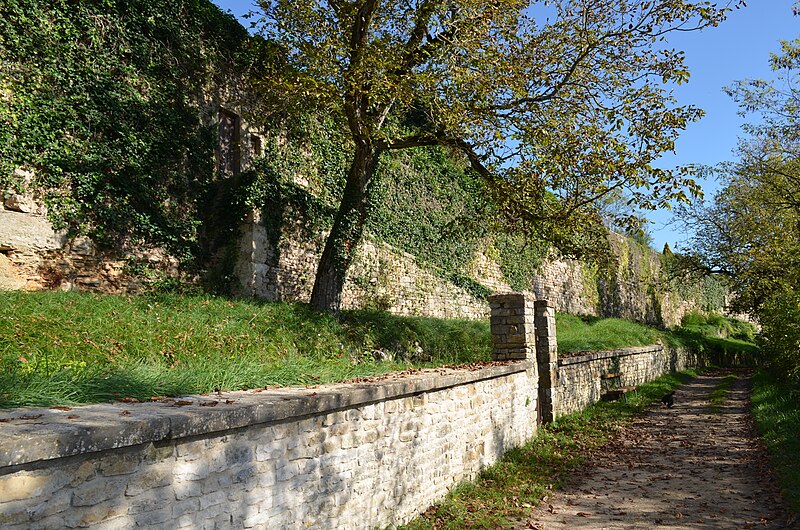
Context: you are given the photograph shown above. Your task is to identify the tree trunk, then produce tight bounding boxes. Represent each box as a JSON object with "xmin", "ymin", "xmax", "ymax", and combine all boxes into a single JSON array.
[{"xmin": 310, "ymin": 143, "xmax": 380, "ymax": 312}]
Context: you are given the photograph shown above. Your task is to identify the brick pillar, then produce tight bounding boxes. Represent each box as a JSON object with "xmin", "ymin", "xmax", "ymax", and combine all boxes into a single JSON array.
[
  {"xmin": 489, "ymin": 293, "xmax": 536, "ymax": 361},
  {"xmin": 534, "ymin": 300, "xmax": 558, "ymax": 423}
]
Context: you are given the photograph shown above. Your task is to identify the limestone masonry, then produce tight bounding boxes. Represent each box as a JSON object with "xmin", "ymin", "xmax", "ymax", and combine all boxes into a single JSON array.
[{"xmin": 3, "ymin": 183, "xmax": 707, "ymax": 327}]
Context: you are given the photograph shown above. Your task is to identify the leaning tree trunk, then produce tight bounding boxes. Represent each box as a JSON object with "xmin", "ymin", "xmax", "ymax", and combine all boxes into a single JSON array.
[{"xmin": 310, "ymin": 143, "xmax": 381, "ymax": 312}]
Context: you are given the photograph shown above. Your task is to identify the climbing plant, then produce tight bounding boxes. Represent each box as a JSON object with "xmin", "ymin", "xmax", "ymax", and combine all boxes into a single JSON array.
[{"xmin": 0, "ymin": 0, "xmax": 256, "ymax": 263}]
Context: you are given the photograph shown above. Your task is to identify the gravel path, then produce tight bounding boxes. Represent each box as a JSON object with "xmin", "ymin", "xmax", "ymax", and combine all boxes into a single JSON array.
[{"xmin": 521, "ymin": 373, "xmax": 797, "ymax": 529}]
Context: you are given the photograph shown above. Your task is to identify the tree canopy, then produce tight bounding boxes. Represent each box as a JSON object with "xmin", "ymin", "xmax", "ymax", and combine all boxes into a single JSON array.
[
  {"xmin": 677, "ymin": 31, "xmax": 800, "ymax": 380},
  {"xmin": 249, "ymin": 0, "xmax": 739, "ymax": 311}
]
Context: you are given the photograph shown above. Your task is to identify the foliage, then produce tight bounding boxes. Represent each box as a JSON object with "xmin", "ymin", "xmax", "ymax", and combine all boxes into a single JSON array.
[
  {"xmin": 680, "ymin": 311, "xmax": 757, "ymax": 342},
  {"xmin": 661, "ymin": 250, "xmax": 728, "ymax": 313},
  {"xmin": 0, "ymin": 0, "xmax": 267, "ymax": 263},
  {"xmin": 751, "ymin": 370, "xmax": 800, "ymax": 513},
  {"xmin": 367, "ymin": 146, "xmax": 490, "ymax": 288},
  {"xmin": 676, "ymin": 27, "xmax": 800, "ymax": 379},
  {"xmin": 249, "ymin": 0, "xmax": 738, "ymax": 310},
  {"xmin": 239, "ymin": 113, "xmax": 550, "ymax": 296},
  {"xmin": 401, "ymin": 369, "xmax": 698, "ymax": 529},
  {"xmin": 757, "ymin": 290, "xmax": 800, "ymax": 382}
]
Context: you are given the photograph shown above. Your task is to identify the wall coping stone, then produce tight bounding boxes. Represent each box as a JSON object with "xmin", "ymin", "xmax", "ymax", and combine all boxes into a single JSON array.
[
  {"xmin": 0, "ymin": 360, "xmax": 531, "ymax": 469},
  {"xmin": 557, "ymin": 345, "xmax": 664, "ymax": 366}
]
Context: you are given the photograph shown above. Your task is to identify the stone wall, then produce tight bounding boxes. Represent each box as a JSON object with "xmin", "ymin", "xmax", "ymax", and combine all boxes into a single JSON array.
[
  {"xmin": 3, "ymin": 177, "xmax": 707, "ymax": 328},
  {"xmin": 234, "ymin": 210, "xmax": 500, "ymax": 320},
  {"xmin": 0, "ymin": 293, "xmax": 712, "ymax": 529},
  {"xmin": 555, "ymin": 345, "xmax": 699, "ymax": 417},
  {"xmin": 0, "ymin": 363, "xmax": 537, "ymax": 530},
  {"xmin": 233, "ymin": 211, "xmax": 708, "ymax": 326}
]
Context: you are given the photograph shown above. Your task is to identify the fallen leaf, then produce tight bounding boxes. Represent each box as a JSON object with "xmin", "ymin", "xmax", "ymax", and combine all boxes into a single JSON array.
[
  {"xmin": 199, "ymin": 401, "xmax": 219, "ymax": 407},
  {"xmin": 51, "ymin": 406, "xmax": 72, "ymax": 411},
  {"xmin": 150, "ymin": 396, "xmax": 168, "ymax": 402},
  {"xmin": 120, "ymin": 410, "xmax": 131, "ymax": 416},
  {"xmin": 117, "ymin": 397, "xmax": 140, "ymax": 404},
  {"xmin": 576, "ymin": 512, "xmax": 592, "ymax": 517},
  {"xmin": 20, "ymin": 414, "xmax": 42, "ymax": 420},
  {"xmin": 67, "ymin": 415, "xmax": 80, "ymax": 419},
  {"xmin": 174, "ymin": 400, "xmax": 193, "ymax": 407},
  {"xmin": 225, "ymin": 399, "xmax": 236, "ymax": 404}
]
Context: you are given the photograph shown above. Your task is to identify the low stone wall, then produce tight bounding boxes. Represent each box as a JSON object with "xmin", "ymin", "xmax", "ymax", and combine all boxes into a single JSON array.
[
  {"xmin": 556, "ymin": 345, "xmax": 698, "ymax": 416},
  {"xmin": 0, "ymin": 363, "xmax": 537, "ymax": 530}
]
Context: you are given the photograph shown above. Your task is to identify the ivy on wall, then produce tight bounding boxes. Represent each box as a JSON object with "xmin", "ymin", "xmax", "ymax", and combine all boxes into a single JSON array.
[
  {"xmin": 0, "ymin": 1, "xmax": 728, "ymax": 317},
  {"xmin": 0, "ymin": 0, "xmax": 253, "ymax": 264},
  {"xmin": 235, "ymin": 111, "xmax": 554, "ymax": 299}
]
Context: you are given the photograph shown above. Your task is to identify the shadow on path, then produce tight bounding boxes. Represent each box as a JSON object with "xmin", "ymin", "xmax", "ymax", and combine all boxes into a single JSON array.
[{"xmin": 521, "ymin": 373, "xmax": 797, "ymax": 529}]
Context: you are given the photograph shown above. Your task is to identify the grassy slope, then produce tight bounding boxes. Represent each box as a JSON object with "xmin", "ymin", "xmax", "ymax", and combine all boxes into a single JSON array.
[
  {"xmin": 0, "ymin": 291, "xmax": 491, "ymax": 408},
  {"xmin": 0, "ymin": 291, "xmax": 758, "ymax": 408},
  {"xmin": 555, "ymin": 313, "xmax": 661, "ymax": 354}
]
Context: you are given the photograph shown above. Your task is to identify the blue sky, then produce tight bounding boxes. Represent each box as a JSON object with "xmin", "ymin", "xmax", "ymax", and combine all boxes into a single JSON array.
[{"xmin": 212, "ymin": 0, "xmax": 798, "ymax": 251}]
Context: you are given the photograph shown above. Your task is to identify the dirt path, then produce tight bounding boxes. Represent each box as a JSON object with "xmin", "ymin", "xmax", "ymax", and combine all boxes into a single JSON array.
[{"xmin": 521, "ymin": 373, "xmax": 797, "ymax": 529}]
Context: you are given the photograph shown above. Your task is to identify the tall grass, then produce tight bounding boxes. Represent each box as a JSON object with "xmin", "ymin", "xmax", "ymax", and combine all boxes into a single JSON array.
[
  {"xmin": 0, "ymin": 291, "xmax": 759, "ymax": 408},
  {"xmin": 0, "ymin": 291, "xmax": 491, "ymax": 408},
  {"xmin": 751, "ymin": 371, "xmax": 800, "ymax": 513}
]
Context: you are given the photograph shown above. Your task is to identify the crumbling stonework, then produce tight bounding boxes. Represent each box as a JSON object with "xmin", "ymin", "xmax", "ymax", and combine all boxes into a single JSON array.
[{"xmin": 0, "ymin": 174, "xmax": 67, "ymax": 290}]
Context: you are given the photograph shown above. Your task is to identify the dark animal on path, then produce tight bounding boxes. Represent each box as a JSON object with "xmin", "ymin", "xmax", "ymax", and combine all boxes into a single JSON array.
[{"xmin": 661, "ymin": 391, "xmax": 675, "ymax": 408}]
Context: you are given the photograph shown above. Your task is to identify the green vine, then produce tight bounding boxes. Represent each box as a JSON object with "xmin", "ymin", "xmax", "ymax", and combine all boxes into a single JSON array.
[{"xmin": 0, "ymin": 0, "xmax": 257, "ymax": 266}]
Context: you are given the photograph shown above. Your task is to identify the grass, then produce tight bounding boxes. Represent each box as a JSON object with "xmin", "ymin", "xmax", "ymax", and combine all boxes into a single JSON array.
[
  {"xmin": 709, "ymin": 373, "xmax": 737, "ymax": 412},
  {"xmin": 750, "ymin": 371, "xmax": 800, "ymax": 514},
  {"xmin": 555, "ymin": 314, "xmax": 661, "ymax": 354},
  {"xmin": 0, "ymin": 290, "xmax": 492, "ymax": 408},
  {"xmin": 400, "ymin": 369, "xmax": 698, "ymax": 529},
  {"xmin": 0, "ymin": 291, "xmax": 759, "ymax": 409}
]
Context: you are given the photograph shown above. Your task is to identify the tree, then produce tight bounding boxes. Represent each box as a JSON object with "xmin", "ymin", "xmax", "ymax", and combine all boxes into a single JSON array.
[
  {"xmin": 251, "ymin": 0, "xmax": 738, "ymax": 311},
  {"xmin": 677, "ymin": 29, "xmax": 800, "ymax": 379}
]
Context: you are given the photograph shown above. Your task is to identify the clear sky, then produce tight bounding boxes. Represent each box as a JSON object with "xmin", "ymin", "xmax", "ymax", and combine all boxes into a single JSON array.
[{"xmin": 211, "ymin": 0, "xmax": 798, "ymax": 252}]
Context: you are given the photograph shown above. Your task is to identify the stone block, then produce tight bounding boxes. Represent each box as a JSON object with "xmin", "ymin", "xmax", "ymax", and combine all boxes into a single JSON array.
[
  {"xmin": 99, "ymin": 454, "xmax": 140, "ymax": 477},
  {"xmin": 0, "ymin": 472, "xmax": 57, "ymax": 502},
  {"xmin": 132, "ymin": 508, "xmax": 172, "ymax": 528},
  {"xmin": 171, "ymin": 497, "xmax": 200, "ymax": 518},
  {"xmin": 71, "ymin": 478, "xmax": 125, "ymax": 507},
  {"xmin": 125, "ymin": 466, "xmax": 172, "ymax": 497}
]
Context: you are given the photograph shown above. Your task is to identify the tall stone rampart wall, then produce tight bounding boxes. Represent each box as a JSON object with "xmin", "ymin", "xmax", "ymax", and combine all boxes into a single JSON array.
[
  {"xmin": 2, "ymin": 188, "xmax": 704, "ymax": 327},
  {"xmin": 234, "ymin": 212, "xmax": 703, "ymax": 326}
]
